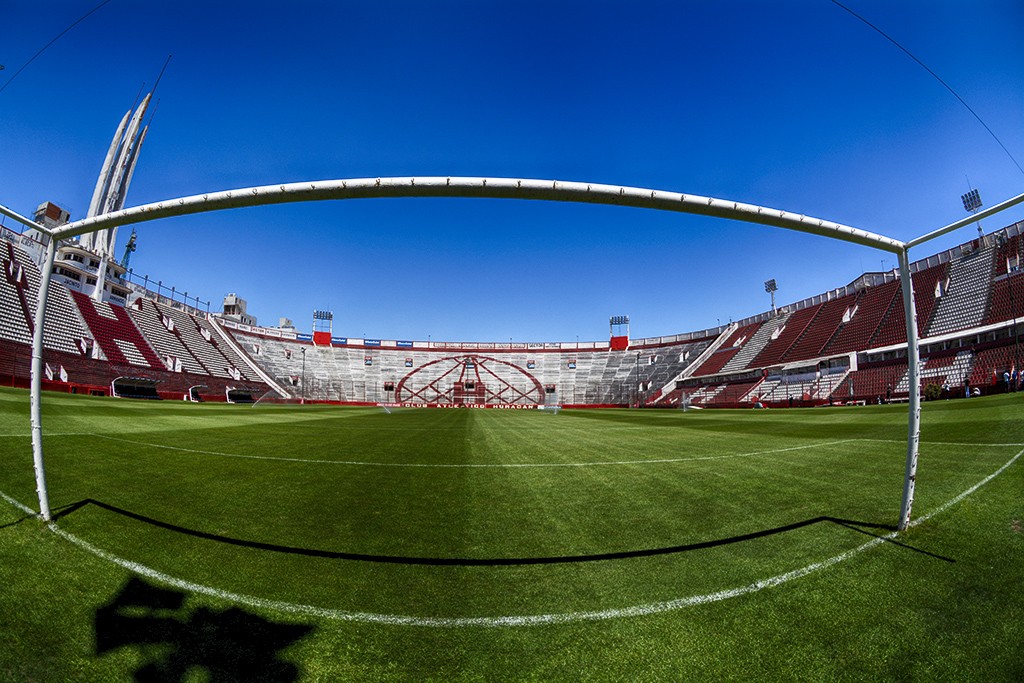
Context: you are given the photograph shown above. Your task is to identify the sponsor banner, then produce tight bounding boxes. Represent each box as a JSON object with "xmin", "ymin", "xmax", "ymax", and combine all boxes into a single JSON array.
[
  {"xmin": 364, "ymin": 339, "xmax": 381, "ymax": 347},
  {"xmin": 397, "ymin": 340, "xmax": 413, "ymax": 348},
  {"xmin": 331, "ymin": 336, "xmax": 348, "ymax": 345},
  {"xmin": 296, "ymin": 333, "xmax": 313, "ymax": 341},
  {"xmin": 377, "ymin": 402, "xmax": 538, "ymax": 410}
]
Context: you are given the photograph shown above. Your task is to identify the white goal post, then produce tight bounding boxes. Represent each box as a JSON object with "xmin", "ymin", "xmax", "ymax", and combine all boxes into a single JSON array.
[{"xmin": 3, "ymin": 179, "xmax": 1023, "ymax": 529}]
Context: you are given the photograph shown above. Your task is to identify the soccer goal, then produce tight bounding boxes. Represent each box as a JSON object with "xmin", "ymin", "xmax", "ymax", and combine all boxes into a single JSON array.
[{"xmin": 5, "ymin": 177, "xmax": 1024, "ymax": 531}]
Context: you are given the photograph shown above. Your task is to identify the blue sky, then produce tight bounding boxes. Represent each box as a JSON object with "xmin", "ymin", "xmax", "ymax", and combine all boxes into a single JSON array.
[{"xmin": 2, "ymin": 0, "xmax": 1023, "ymax": 342}]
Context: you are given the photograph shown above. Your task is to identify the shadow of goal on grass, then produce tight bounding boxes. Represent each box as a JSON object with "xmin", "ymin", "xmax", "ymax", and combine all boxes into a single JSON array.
[
  {"xmin": 57, "ymin": 497, "xmax": 955, "ymax": 566},
  {"xmin": 95, "ymin": 576, "xmax": 313, "ymax": 682}
]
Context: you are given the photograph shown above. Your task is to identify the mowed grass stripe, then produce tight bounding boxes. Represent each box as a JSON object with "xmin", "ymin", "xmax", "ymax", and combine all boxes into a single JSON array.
[
  {"xmin": 10, "ymin": 402, "xmax": 1012, "ymax": 563},
  {"xmin": 38, "ymin": 432, "xmax": 904, "ymax": 560},
  {"xmin": 6, "ymin": 441, "xmax": 1018, "ymax": 626},
  {"xmin": 2, "ymin": 387, "xmax": 1023, "ymax": 681}
]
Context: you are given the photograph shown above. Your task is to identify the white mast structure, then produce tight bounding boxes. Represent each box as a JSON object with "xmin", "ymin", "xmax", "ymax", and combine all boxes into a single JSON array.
[{"xmin": 79, "ymin": 93, "xmax": 151, "ymax": 301}]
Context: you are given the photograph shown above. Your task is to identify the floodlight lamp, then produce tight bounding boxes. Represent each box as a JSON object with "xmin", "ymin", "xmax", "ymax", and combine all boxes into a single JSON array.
[
  {"xmin": 764, "ymin": 279, "xmax": 777, "ymax": 294},
  {"xmin": 961, "ymin": 189, "xmax": 982, "ymax": 213}
]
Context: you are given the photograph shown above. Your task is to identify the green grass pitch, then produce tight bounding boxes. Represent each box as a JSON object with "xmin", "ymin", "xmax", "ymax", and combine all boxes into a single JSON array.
[{"xmin": 0, "ymin": 385, "xmax": 1021, "ymax": 680}]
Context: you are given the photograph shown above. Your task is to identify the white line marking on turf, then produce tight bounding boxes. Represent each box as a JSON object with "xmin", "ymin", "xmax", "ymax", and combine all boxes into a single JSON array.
[
  {"xmin": 71, "ymin": 432, "xmax": 860, "ymax": 468},
  {"xmin": 856, "ymin": 438, "xmax": 1024, "ymax": 447},
  {"xmin": 2, "ymin": 446, "xmax": 1019, "ymax": 627},
  {"xmin": 0, "ymin": 489, "xmax": 37, "ymax": 516}
]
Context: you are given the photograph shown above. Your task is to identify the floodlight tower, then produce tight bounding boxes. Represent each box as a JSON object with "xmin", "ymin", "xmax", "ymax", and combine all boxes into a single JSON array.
[
  {"xmin": 609, "ymin": 314, "xmax": 630, "ymax": 350},
  {"xmin": 312, "ymin": 309, "xmax": 333, "ymax": 345},
  {"xmin": 962, "ymin": 188, "xmax": 984, "ymax": 240},
  {"xmin": 764, "ymin": 278, "xmax": 778, "ymax": 314}
]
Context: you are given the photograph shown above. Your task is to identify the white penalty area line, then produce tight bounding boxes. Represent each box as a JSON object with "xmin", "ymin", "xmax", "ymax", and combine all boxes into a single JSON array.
[
  {"xmin": 64, "ymin": 432, "xmax": 862, "ymax": 468},
  {"xmin": 2, "ymin": 445, "xmax": 1020, "ymax": 628}
]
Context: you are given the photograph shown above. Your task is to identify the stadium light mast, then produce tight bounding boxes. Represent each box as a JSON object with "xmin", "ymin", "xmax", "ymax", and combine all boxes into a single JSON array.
[
  {"xmin": 962, "ymin": 187, "xmax": 984, "ymax": 240},
  {"xmin": 764, "ymin": 278, "xmax": 778, "ymax": 314}
]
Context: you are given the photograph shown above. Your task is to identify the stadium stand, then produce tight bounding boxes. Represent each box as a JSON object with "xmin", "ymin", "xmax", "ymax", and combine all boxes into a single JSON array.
[
  {"xmin": 196, "ymin": 316, "xmax": 261, "ymax": 381},
  {"xmin": 869, "ymin": 262, "xmax": 948, "ymax": 348},
  {"xmin": 757, "ymin": 367, "xmax": 850, "ymax": 404},
  {"xmin": 0, "ymin": 240, "xmax": 270, "ymax": 399},
  {"xmin": 968, "ymin": 343, "xmax": 1021, "ymax": 390},
  {"xmin": 706, "ymin": 377, "xmax": 764, "ymax": 406},
  {"xmin": 834, "ymin": 359, "xmax": 909, "ymax": 404},
  {"xmin": 227, "ymin": 328, "xmax": 714, "ymax": 406},
  {"xmin": 822, "ymin": 279, "xmax": 901, "ymax": 356},
  {"xmin": 1, "ymin": 256, "xmax": 33, "ymax": 347},
  {"xmin": 686, "ymin": 383, "xmax": 726, "ymax": 406},
  {"xmin": 690, "ymin": 322, "xmax": 761, "ymax": 376},
  {"xmin": 720, "ymin": 314, "xmax": 789, "ymax": 373},
  {"xmin": 5, "ymin": 241, "xmax": 89, "ymax": 355},
  {"xmin": 5, "ymin": 219, "xmax": 1024, "ymax": 407},
  {"xmin": 152, "ymin": 298, "xmax": 249, "ymax": 379},
  {"xmin": 750, "ymin": 304, "xmax": 822, "ymax": 368},
  {"xmin": 896, "ymin": 350, "xmax": 973, "ymax": 394},
  {"xmin": 126, "ymin": 297, "xmax": 207, "ymax": 374},
  {"xmin": 985, "ymin": 272, "xmax": 1024, "ymax": 327},
  {"xmin": 782, "ymin": 292, "xmax": 858, "ymax": 363},
  {"xmin": 69, "ymin": 291, "xmax": 165, "ymax": 369},
  {"xmin": 992, "ymin": 232, "xmax": 1022, "ymax": 277}
]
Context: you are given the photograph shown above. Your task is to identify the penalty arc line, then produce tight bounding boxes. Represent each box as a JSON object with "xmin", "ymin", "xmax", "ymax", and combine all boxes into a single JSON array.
[{"xmin": 2, "ymin": 446, "xmax": 1020, "ymax": 628}]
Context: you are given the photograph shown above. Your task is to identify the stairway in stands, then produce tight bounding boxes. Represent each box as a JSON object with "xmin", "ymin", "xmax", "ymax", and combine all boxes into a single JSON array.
[
  {"xmin": 926, "ymin": 244, "xmax": 996, "ymax": 337},
  {"xmin": 721, "ymin": 312, "xmax": 791, "ymax": 372}
]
